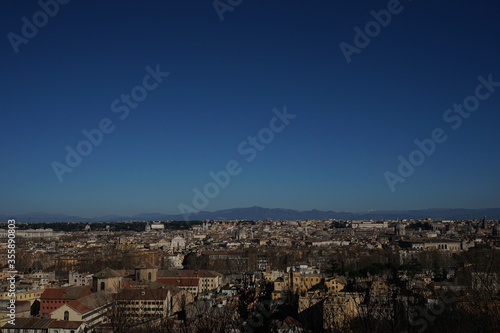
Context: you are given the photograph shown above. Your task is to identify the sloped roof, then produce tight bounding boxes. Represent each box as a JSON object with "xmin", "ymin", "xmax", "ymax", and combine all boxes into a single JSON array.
[
  {"xmin": 65, "ymin": 292, "xmax": 112, "ymax": 315},
  {"xmin": 326, "ymin": 276, "xmax": 347, "ymax": 285},
  {"xmin": 157, "ymin": 278, "xmax": 199, "ymax": 287},
  {"xmin": 158, "ymin": 270, "xmax": 222, "ymax": 278},
  {"xmin": 49, "ymin": 320, "xmax": 85, "ymax": 329},
  {"xmin": 131, "ymin": 280, "xmax": 177, "ymax": 290},
  {"xmin": 94, "ymin": 267, "xmax": 122, "ymax": 278},
  {"xmin": 41, "ymin": 286, "xmax": 92, "ymax": 300},
  {"xmin": 2, "ymin": 318, "xmax": 53, "ymax": 329}
]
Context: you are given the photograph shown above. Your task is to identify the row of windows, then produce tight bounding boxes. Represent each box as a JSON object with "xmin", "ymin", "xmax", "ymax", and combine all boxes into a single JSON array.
[
  {"xmin": 117, "ymin": 300, "xmax": 163, "ymax": 305},
  {"xmin": 122, "ymin": 312, "xmax": 163, "ymax": 317},
  {"xmin": 13, "ymin": 293, "xmax": 39, "ymax": 300},
  {"xmin": 142, "ymin": 307, "xmax": 164, "ymax": 311},
  {"xmin": 284, "ymin": 278, "xmax": 321, "ymax": 283},
  {"xmin": 121, "ymin": 306, "xmax": 164, "ymax": 311},
  {"xmin": 43, "ymin": 306, "xmax": 60, "ymax": 310},
  {"xmin": 142, "ymin": 301, "xmax": 163, "ymax": 305}
]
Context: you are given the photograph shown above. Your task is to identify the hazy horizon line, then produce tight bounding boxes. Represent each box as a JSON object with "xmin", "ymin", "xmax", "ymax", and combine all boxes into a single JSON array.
[{"xmin": 2, "ymin": 205, "xmax": 499, "ymax": 220}]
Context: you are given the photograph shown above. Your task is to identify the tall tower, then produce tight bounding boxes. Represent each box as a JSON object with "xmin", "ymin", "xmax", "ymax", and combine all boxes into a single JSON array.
[
  {"xmin": 395, "ymin": 221, "xmax": 405, "ymax": 236},
  {"xmin": 135, "ymin": 262, "xmax": 158, "ymax": 282}
]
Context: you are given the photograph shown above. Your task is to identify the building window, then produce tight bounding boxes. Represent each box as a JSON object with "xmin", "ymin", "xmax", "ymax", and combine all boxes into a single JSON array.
[{"xmin": 64, "ymin": 310, "xmax": 69, "ymax": 320}]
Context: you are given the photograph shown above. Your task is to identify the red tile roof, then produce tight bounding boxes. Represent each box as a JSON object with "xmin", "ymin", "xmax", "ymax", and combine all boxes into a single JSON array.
[
  {"xmin": 158, "ymin": 270, "xmax": 222, "ymax": 278},
  {"xmin": 49, "ymin": 320, "xmax": 85, "ymax": 329},
  {"xmin": 157, "ymin": 278, "xmax": 199, "ymax": 287},
  {"xmin": 64, "ymin": 292, "xmax": 112, "ymax": 315},
  {"xmin": 1, "ymin": 318, "xmax": 84, "ymax": 329},
  {"xmin": 41, "ymin": 286, "xmax": 92, "ymax": 300}
]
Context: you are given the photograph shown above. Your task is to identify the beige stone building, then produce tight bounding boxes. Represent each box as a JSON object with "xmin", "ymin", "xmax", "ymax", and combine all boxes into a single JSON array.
[
  {"xmin": 92, "ymin": 268, "xmax": 123, "ymax": 293},
  {"xmin": 324, "ymin": 276, "xmax": 346, "ymax": 293},
  {"xmin": 284, "ymin": 271, "xmax": 323, "ymax": 294},
  {"xmin": 157, "ymin": 270, "xmax": 222, "ymax": 294}
]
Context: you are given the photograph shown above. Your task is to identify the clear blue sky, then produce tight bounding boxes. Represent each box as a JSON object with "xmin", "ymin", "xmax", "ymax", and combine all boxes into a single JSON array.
[{"xmin": 1, "ymin": 0, "xmax": 499, "ymax": 217}]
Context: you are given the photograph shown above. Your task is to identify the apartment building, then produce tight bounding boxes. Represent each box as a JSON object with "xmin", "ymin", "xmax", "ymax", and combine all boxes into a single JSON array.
[
  {"xmin": 157, "ymin": 270, "xmax": 222, "ymax": 294},
  {"xmin": 49, "ymin": 292, "xmax": 112, "ymax": 331},
  {"xmin": 40, "ymin": 286, "xmax": 92, "ymax": 318}
]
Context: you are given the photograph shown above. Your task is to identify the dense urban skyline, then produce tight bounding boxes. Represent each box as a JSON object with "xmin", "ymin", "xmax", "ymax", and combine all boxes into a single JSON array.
[{"xmin": 1, "ymin": 0, "xmax": 500, "ymax": 217}]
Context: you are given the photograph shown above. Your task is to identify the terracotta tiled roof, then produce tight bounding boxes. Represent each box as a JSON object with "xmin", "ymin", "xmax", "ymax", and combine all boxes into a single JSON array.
[
  {"xmin": 2, "ymin": 318, "xmax": 54, "ymax": 329},
  {"xmin": 41, "ymin": 286, "xmax": 92, "ymax": 300},
  {"xmin": 158, "ymin": 270, "xmax": 222, "ymax": 278},
  {"xmin": 157, "ymin": 278, "xmax": 199, "ymax": 287},
  {"xmin": 49, "ymin": 320, "xmax": 85, "ymax": 329},
  {"xmin": 114, "ymin": 288, "xmax": 172, "ymax": 301},
  {"xmin": 64, "ymin": 292, "xmax": 112, "ymax": 315}
]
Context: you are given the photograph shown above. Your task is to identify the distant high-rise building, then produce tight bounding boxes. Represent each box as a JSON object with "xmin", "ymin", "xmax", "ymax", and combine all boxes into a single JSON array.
[{"xmin": 482, "ymin": 216, "xmax": 488, "ymax": 229}]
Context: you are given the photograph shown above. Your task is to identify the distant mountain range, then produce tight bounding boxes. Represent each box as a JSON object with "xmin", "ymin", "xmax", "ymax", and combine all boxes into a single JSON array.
[{"xmin": 1, "ymin": 206, "xmax": 500, "ymax": 223}]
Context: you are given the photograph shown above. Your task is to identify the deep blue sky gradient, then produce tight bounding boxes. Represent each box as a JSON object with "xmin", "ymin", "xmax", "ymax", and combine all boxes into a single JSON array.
[{"xmin": 1, "ymin": 0, "xmax": 499, "ymax": 217}]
